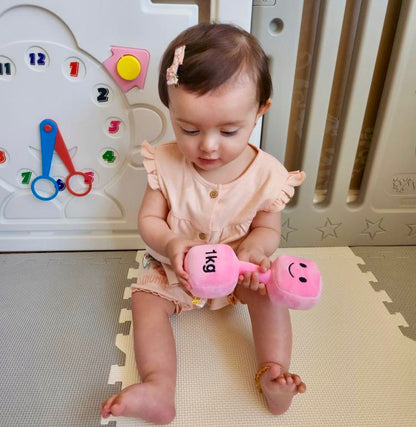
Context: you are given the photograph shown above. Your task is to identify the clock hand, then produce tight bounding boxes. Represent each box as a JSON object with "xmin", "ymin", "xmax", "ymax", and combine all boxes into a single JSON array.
[
  {"xmin": 53, "ymin": 123, "xmax": 77, "ymax": 175},
  {"xmin": 39, "ymin": 119, "xmax": 58, "ymax": 178},
  {"xmin": 30, "ymin": 119, "xmax": 60, "ymax": 201},
  {"xmin": 51, "ymin": 120, "xmax": 92, "ymax": 197}
]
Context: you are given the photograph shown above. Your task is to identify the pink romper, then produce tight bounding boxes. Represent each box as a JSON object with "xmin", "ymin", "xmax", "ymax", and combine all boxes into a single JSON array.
[{"xmin": 132, "ymin": 140, "xmax": 305, "ymax": 313}]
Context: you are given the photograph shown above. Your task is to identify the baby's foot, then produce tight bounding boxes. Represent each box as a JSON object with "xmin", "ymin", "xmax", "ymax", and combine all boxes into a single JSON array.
[
  {"xmin": 259, "ymin": 363, "xmax": 306, "ymax": 415},
  {"xmin": 100, "ymin": 381, "xmax": 175, "ymax": 425}
]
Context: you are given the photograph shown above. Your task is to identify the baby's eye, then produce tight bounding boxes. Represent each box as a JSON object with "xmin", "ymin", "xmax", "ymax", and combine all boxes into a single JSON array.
[
  {"xmin": 182, "ymin": 128, "xmax": 199, "ymax": 136},
  {"xmin": 221, "ymin": 129, "xmax": 238, "ymax": 136}
]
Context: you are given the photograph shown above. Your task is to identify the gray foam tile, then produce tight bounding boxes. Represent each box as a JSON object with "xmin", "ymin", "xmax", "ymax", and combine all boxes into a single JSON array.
[
  {"xmin": 0, "ymin": 251, "xmax": 136, "ymax": 427},
  {"xmin": 351, "ymin": 246, "xmax": 416, "ymax": 340}
]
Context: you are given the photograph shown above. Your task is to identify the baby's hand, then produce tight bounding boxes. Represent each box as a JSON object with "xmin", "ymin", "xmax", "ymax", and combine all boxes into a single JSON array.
[
  {"xmin": 166, "ymin": 237, "xmax": 199, "ymax": 291},
  {"xmin": 237, "ymin": 248, "xmax": 271, "ymax": 295}
]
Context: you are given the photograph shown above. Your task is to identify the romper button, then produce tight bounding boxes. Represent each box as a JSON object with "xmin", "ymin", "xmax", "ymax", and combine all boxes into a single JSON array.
[
  {"xmin": 210, "ymin": 190, "xmax": 218, "ymax": 199},
  {"xmin": 199, "ymin": 232, "xmax": 207, "ymax": 240}
]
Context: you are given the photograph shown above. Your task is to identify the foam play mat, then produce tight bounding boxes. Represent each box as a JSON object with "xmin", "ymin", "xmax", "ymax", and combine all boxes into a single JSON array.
[{"xmin": 101, "ymin": 247, "xmax": 416, "ymax": 426}]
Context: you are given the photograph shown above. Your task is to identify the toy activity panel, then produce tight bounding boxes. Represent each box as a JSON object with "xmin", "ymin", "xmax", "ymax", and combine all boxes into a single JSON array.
[{"xmin": 0, "ymin": 1, "xmax": 198, "ymax": 251}]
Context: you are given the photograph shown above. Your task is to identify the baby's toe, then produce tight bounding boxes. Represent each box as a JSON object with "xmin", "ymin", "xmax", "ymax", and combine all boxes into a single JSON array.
[
  {"xmin": 100, "ymin": 395, "xmax": 116, "ymax": 416},
  {"xmin": 292, "ymin": 374, "xmax": 302, "ymax": 385},
  {"xmin": 283, "ymin": 373, "xmax": 294, "ymax": 385},
  {"xmin": 276, "ymin": 375, "xmax": 287, "ymax": 385},
  {"xmin": 297, "ymin": 381, "xmax": 307, "ymax": 393},
  {"xmin": 109, "ymin": 401, "xmax": 125, "ymax": 417}
]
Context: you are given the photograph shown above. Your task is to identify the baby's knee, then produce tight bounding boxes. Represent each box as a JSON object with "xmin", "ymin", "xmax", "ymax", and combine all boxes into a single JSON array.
[{"xmin": 132, "ymin": 291, "xmax": 176, "ymax": 316}]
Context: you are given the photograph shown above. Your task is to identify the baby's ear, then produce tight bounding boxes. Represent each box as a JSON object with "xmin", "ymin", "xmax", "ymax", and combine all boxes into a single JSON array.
[{"xmin": 257, "ymin": 98, "xmax": 272, "ymax": 118}]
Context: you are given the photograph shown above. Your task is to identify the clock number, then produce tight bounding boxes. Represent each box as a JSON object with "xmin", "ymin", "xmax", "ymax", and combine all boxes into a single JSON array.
[
  {"xmin": 26, "ymin": 48, "xmax": 49, "ymax": 71},
  {"xmin": 0, "ymin": 56, "xmax": 15, "ymax": 80},
  {"xmin": 64, "ymin": 58, "xmax": 86, "ymax": 81},
  {"xmin": 0, "ymin": 62, "xmax": 11, "ymax": 75},
  {"xmin": 29, "ymin": 52, "xmax": 46, "ymax": 66},
  {"xmin": 69, "ymin": 61, "xmax": 79, "ymax": 77},
  {"xmin": 0, "ymin": 150, "xmax": 7, "ymax": 164},
  {"xmin": 84, "ymin": 171, "xmax": 95, "ymax": 184},
  {"xmin": 108, "ymin": 120, "xmax": 121, "ymax": 134},
  {"xmin": 21, "ymin": 171, "xmax": 32, "ymax": 184},
  {"xmin": 97, "ymin": 87, "xmax": 110, "ymax": 103},
  {"xmin": 93, "ymin": 84, "xmax": 111, "ymax": 105},
  {"xmin": 102, "ymin": 150, "xmax": 116, "ymax": 163},
  {"xmin": 57, "ymin": 179, "xmax": 66, "ymax": 192}
]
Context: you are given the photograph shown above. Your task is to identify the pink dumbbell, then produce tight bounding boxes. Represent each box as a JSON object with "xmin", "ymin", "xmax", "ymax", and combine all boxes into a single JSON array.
[{"xmin": 184, "ymin": 244, "xmax": 323, "ymax": 310}]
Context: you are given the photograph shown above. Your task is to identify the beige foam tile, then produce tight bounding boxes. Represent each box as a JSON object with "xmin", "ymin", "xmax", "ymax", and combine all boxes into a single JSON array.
[
  {"xmin": 127, "ymin": 268, "xmax": 139, "ymax": 280},
  {"xmin": 123, "ymin": 286, "xmax": 132, "ymax": 300},
  {"xmin": 388, "ymin": 311, "xmax": 410, "ymax": 329},
  {"xmin": 102, "ymin": 247, "xmax": 416, "ymax": 426},
  {"xmin": 135, "ymin": 250, "xmax": 145, "ymax": 263},
  {"xmin": 373, "ymin": 289, "xmax": 393, "ymax": 304}
]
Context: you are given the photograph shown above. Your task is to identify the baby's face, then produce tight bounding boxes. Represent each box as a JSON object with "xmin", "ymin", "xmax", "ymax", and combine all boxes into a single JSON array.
[{"xmin": 168, "ymin": 74, "xmax": 270, "ymax": 177}]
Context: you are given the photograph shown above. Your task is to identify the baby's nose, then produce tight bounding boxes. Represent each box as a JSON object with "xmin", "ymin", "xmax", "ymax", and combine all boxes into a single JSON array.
[{"xmin": 200, "ymin": 134, "xmax": 218, "ymax": 153}]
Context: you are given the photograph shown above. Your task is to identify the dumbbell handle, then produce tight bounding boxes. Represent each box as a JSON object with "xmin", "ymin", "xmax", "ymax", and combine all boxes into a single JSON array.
[{"xmin": 238, "ymin": 261, "xmax": 272, "ymax": 285}]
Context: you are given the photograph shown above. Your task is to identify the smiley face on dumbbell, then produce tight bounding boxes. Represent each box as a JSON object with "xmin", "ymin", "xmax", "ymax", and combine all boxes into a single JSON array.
[
  {"xmin": 288, "ymin": 261, "xmax": 308, "ymax": 284},
  {"xmin": 278, "ymin": 255, "xmax": 321, "ymax": 296}
]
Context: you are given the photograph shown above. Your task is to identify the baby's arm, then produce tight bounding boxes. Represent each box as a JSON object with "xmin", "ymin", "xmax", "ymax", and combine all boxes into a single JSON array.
[
  {"xmin": 138, "ymin": 185, "xmax": 196, "ymax": 288},
  {"xmin": 236, "ymin": 210, "xmax": 281, "ymax": 293}
]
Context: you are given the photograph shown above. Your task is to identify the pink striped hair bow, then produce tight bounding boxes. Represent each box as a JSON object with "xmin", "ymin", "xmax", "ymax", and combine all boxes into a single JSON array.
[{"xmin": 166, "ymin": 45, "xmax": 186, "ymax": 86}]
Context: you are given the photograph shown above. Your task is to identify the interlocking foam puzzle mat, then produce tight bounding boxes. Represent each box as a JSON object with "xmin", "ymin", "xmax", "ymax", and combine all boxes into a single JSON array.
[
  {"xmin": 1, "ymin": 247, "xmax": 415, "ymax": 426},
  {"xmin": 101, "ymin": 247, "xmax": 416, "ymax": 427},
  {"xmin": 351, "ymin": 246, "xmax": 416, "ymax": 341}
]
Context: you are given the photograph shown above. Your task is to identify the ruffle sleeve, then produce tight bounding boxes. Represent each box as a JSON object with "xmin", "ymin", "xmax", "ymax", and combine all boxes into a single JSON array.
[
  {"xmin": 141, "ymin": 140, "xmax": 160, "ymax": 190},
  {"xmin": 266, "ymin": 170, "xmax": 306, "ymax": 212}
]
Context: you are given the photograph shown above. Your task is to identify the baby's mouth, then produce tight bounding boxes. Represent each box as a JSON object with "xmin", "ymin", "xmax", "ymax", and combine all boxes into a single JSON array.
[{"xmin": 198, "ymin": 157, "xmax": 218, "ymax": 163}]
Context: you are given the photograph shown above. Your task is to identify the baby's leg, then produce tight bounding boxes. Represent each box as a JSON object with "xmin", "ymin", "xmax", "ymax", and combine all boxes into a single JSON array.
[
  {"xmin": 100, "ymin": 291, "xmax": 177, "ymax": 424},
  {"xmin": 235, "ymin": 286, "xmax": 306, "ymax": 415}
]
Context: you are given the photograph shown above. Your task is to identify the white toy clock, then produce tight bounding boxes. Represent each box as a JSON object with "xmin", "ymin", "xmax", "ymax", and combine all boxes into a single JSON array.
[
  {"xmin": 0, "ymin": 0, "xmax": 198, "ymax": 251},
  {"xmin": 2, "ymin": 40, "xmax": 133, "ymax": 203}
]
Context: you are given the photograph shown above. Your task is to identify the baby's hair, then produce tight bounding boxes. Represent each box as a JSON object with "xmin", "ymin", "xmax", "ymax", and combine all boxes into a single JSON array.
[{"xmin": 159, "ymin": 22, "xmax": 272, "ymax": 108}]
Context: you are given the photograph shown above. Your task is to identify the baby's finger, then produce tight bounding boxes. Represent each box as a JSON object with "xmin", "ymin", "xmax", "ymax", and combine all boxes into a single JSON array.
[
  {"xmin": 179, "ymin": 277, "xmax": 192, "ymax": 292},
  {"xmin": 259, "ymin": 258, "xmax": 271, "ymax": 272},
  {"xmin": 238, "ymin": 272, "xmax": 251, "ymax": 288},
  {"xmin": 248, "ymin": 272, "xmax": 260, "ymax": 291},
  {"xmin": 174, "ymin": 254, "xmax": 188, "ymax": 276},
  {"xmin": 250, "ymin": 282, "xmax": 260, "ymax": 292},
  {"xmin": 257, "ymin": 282, "xmax": 267, "ymax": 295}
]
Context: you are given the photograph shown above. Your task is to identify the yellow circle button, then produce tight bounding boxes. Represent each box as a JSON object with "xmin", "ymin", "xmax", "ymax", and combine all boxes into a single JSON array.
[{"xmin": 116, "ymin": 55, "xmax": 141, "ymax": 81}]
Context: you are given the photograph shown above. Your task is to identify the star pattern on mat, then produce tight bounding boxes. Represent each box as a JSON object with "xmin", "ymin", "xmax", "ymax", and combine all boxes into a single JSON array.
[
  {"xmin": 316, "ymin": 217, "xmax": 342, "ymax": 240},
  {"xmin": 281, "ymin": 218, "xmax": 298, "ymax": 242},
  {"xmin": 361, "ymin": 218, "xmax": 386, "ymax": 240},
  {"xmin": 406, "ymin": 224, "xmax": 416, "ymax": 237}
]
